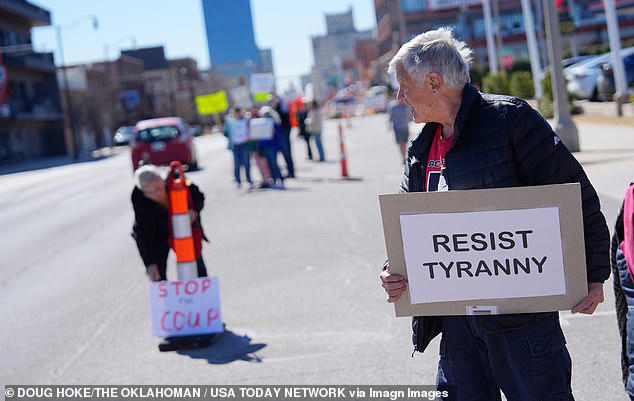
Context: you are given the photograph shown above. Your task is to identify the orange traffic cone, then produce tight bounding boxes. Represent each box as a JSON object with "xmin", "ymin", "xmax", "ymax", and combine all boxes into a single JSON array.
[
  {"xmin": 338, "ymin": 122, "xmax": 349, "ymax": 178},
  {"xmin": 167, "ymin": 161, "xmax": 198, "ymax": 280}
]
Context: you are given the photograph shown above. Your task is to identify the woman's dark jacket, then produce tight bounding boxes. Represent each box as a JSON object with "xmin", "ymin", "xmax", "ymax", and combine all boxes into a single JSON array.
[
  {"xmin": 132, "ymin": 180, "xmax": 205, "ymax": 268},
  {"xmin": 402, "ymin": 84, "xmax": 610, "ymax": 354}
]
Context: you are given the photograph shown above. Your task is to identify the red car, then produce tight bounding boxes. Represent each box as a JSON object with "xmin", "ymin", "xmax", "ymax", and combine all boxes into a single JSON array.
[{"xmin": 130, "ymin": 117, "xmax": 198, "ymax": 170}]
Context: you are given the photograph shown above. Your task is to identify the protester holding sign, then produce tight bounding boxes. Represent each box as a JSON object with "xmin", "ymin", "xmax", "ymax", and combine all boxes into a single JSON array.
[
  {"xmin": 378, "ymin": 28, "xmax": 609, "ymax": 400},
  {"xmin": 229, "ymin": 108, "xmax": 253, "ymax": 189},
  {"xmin": 306, "ymin": 101, "xmax": 325, "ymax": 162},
  {"xmin": 273, "ymin": 96, "xmax": 295, "ymax": 178},
  {"xmin": 611, "ymin": 182, "xmax": 634, "ymax": 400},
  {"xmin": 131, "ymin": 164, "xmax": 208, "ymax": 281}
]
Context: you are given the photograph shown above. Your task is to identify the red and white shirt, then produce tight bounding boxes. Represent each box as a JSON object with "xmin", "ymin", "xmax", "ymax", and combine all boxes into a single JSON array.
[{"xmin": 426, "ymin": 125, "xmax": 453, "ymax": 192}]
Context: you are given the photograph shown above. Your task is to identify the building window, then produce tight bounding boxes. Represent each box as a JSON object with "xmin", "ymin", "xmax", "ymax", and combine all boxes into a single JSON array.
[
  {"xmin": 499, "ymin": 13, "xmax": 524, "ymax": 36},
  {"xmin": 402, "ymin": 0, "xmax": 426, "ymax": 12}
]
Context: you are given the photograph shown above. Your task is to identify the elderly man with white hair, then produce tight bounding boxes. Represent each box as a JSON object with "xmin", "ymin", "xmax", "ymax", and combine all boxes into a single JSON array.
[
  {"xmin": 379, "ymin": 28, "xmax": 609, "ymax": 400},
  {"xmin": 132, "ymin": 164, "xmax": 208, "ymax": 281}
]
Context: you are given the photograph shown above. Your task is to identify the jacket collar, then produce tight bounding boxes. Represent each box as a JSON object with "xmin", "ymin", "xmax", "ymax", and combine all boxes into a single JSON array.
[
  {"xmin": 408, "ymin": 83, "xmax": 480, "ymax": 162},
  {"xmin": 452, "ymin": 83, "xmax": 480, "ymax": 144}
]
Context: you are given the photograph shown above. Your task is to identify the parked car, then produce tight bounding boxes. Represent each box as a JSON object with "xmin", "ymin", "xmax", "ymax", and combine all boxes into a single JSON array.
[
  {"xmin": 361, "ymin": 85, "xmax": 388, "ymax": 113},
  {"xmin": 113, "ymin": 126, "xmax": 134, "ymax": 146},
  {"xmin": 564, "ymin": 47, "xmax": 634, "ymax": 100},
  {"xmin": 329, "ymin": 97, "xmax": 355, "ymax": 118},
  {"xmin": 538, "ymin": 55, "xmax": 596, "ymax": 81},
  {"xmin": 596, "ymin": 52, "xmax": 634, "ymax": 101},
  {"xmin": 130, "ymin": 117, "xmax": 198, "ymax": 170}
]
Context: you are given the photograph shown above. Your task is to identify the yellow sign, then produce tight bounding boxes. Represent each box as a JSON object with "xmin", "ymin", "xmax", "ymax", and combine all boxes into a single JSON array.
[
  {"xmin": 196, "ymin": 91, "xmax": 229, "ymax": 115},
  {"xmin": 253, "ymin": 93, "xmax": 272, "ymax": 103}
]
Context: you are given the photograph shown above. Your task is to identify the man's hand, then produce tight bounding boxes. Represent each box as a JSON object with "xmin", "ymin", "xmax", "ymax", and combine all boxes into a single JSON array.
[
  {"xmin": 146, "ymin": 264, "xmax": 161, "ymax": 281},
  {"xmin": 189, "ymin": 210, "xmax": 198, "ymax": 224},
  {"xmin": 380, "ymin": 264, "xmax": 407, "ymax": 303},
  {"xmin": 571, "ymin": 282, "xmax": 604, "ymax": 314}
]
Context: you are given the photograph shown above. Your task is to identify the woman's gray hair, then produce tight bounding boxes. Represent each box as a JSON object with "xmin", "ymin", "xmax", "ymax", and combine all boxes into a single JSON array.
[
  {"xmin": 388, "ymin": 27, "xmax": 473, "ymax": 89},
  {"xmin": 134, "ymin": 164, "xmax": 164, "ymax": 189}
]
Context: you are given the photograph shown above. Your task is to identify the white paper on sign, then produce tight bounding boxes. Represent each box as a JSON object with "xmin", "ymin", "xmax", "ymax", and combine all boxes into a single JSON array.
[
  {"xmin": 249, "ymin": 118, "xmax": 274, "ymax": 140},
  {"xmin": 399, "ymin": 207, "xmax": 566, "ymax": 304},
  {"xmin": 149, "ymin": 276, "xmax": 223, "ymax": 337}
]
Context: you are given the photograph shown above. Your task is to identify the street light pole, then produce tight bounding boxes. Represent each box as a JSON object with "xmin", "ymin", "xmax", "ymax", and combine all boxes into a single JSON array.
[
  {"xmin": 603, "ymin": 0, "xmax": 628, "ymax": 116},
  {"xmin": 521, "ymin": 0, "xmax": 543, "ymax": 102},
  {"xmin": 56, "ymin": 25, "xmax": 80, "ymax": 159},
  {"xmin": 543, "ymin": 0, "xmax": 579, "ymax": 152},
  {"xmin": 482, "ymin": 0, "xmax": 499, "ymax": 74}
]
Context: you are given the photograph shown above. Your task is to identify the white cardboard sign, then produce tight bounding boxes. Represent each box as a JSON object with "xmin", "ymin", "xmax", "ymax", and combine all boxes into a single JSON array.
[
  {"xmin": 378, "ymin": 184, "xmax": 588, "ymax": 316},
  {"xmin": 250, "ymin": 73, "xmax": 274, "ymax": 94},
  {"xmin": 249, "ymin": 118, "xmax": 274, "ymax": 140},
  {"xmin": 400, "ymin": 207, "xmax": 566, "ymax": 304},
  {"xmin": 149, "ymin": 276, "xmax": 223, "ymax": 337}
]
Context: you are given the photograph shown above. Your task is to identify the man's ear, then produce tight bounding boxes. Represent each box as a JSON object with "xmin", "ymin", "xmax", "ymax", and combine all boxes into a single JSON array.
[{"xmin": 427, "ymin": 72, "xmax": 442, "ymax": 93}]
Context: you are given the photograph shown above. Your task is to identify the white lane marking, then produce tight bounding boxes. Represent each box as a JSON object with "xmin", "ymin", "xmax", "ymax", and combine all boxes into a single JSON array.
[{"xmin": 50, "ymin": 280, "xmax": 144, "ymax": 381}]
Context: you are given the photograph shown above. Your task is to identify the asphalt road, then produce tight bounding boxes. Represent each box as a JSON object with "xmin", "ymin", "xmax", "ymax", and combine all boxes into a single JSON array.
[{"xmin": 1, "ymin": 114, "xmax": 632, "ymax": 399}]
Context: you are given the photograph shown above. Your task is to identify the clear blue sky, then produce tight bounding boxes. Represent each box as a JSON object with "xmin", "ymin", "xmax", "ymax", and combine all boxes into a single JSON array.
[{"xmin": 30, "ymin": 0, "xmax": 376, "ymax": 90}]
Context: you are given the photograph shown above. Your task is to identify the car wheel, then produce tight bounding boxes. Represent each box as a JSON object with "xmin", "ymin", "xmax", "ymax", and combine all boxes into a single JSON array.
[{"xmin": 590, "ymin": 87, "xmax": 599, "ymax": 102}]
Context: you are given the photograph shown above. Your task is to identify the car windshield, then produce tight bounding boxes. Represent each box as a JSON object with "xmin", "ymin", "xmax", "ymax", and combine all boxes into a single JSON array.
[
  {"xmin": 136, "ymin": 126, "xmax": 180, "ymax": 143},
  {"xmin": 567, "ymin": 47, "xmax": 634, "ymax": 71}
]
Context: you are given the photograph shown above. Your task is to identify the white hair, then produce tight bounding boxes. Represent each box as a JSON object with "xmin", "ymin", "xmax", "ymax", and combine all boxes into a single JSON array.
[
  {"xmin": 388, "ymin": 27, "xmax": 473, "ymax": 89},
  {"xmin": 134, "ymin": 164, "xmax": 164, "ymax": 189}
]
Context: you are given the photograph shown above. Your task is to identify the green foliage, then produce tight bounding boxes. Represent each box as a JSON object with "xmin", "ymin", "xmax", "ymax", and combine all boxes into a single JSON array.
[
  {"xmin": 510, "ymin": 59, "xmax": 532, "ymax": 73},
  {"xmin": 482, "ymin": 71, "xmax": 510, "ymax": 95},
  {"xmin": 537, "ymin": 70, "xmax": 583, "ymax": 119},
  {"xmin": 541, "ymin": 70, "xmax": 553, "ymax": 101},
  {"xmin": 509, "ymin": 71, "xmax": 535, "ymax": 99},
  {"xmin": 469, "ymin": 66, "xmax": 488, "ymax": 89},
  {"xmin": 538, "ymin": 98, "xmax": 554, "ymax": 119}
]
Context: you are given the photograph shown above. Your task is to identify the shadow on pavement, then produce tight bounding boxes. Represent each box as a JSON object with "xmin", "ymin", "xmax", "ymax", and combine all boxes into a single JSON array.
[
  {"xmin": 176, "ymin": 330, "xmax": 266, "ymax": 364},
  {"xmin": 0, "ymin": 149, "xmax": 122, "ymax": 176}
]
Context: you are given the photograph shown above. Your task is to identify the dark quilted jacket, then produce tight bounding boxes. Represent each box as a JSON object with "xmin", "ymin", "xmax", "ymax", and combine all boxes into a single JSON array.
[{"xmin": 404, "ymin": 84, "xmax": 610, "ymax": 354}]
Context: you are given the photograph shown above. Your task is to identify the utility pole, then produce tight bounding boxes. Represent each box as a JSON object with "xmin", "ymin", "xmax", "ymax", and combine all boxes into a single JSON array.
[
  {"xmin": 482, "ymin": 0, "xmax": 499, "ymax": 74},
  {"xmin": 603, "ymin": 0, "xmax": 628, "ymax": 116},
  {"xmin": 492, "ymin": 0, "xmax": 504, "ymax": 68},
  {"xmin": 521, "ymin": 0, "xmax": 543, "ymax": 102},
  {"xmin": 543, "ymin": 0, "xmax": 579, "ymax": 151},
  {"xmin": 56, "ymin": 25, "xmax": 80, "ymax": 159}
]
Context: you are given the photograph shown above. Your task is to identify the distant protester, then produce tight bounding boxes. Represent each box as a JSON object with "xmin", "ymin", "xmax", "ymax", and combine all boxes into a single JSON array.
[
  {"xmin": 306, "ymin": 100, "xmax": 325, "ymax": 162},
  {"xmin": 297, "ymin": 103, "xmax": 313, "ymax": 160},
  {"xmin": 387, "ymin": 89, "xmax": 412, "ymax": 164},
  {"xmin": 253, "ymin": 106, "xmax": 284, "ymax": 188},
  {"xmin": 131, "ymin": 164, "xmax": 208, "ymax": 281},
  {"xmin": 611, "ymin": 181, "xmax": 634, "ymax": 400},
  {"xmin": 273, "ymin": 96, "xmax": 295, "ymax": 178},
  {"xmin": 229, "ymin": 108, "xmax": 253, "ymax": 189}
]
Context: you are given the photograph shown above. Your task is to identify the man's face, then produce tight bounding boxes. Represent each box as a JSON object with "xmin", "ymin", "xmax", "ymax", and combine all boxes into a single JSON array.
[
  {"xmin": 142, "ymin": 178, "xmax": 167, "ymax": 205},
  {"xmin": 395, "ymin": 66, "xmax": 434, "ymax": 123}
]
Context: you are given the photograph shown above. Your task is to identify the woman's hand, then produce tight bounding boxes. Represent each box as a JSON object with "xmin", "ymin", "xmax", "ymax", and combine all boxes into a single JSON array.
[{"xmin": 146, "ymin": 264, "xmax": 161, "ymax": 281}]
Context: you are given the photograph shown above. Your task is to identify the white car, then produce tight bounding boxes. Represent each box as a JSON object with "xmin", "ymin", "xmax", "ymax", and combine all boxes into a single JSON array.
[
  {"xmin": 361, "ymin": 85, "xmax": 388, "ymax": 113},
  {"xmin": 565, "ymin": 47, "xmax": 634, "ymax": 100}
]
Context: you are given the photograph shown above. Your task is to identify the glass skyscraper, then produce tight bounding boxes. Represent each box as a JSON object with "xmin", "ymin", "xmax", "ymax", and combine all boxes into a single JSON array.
[{"xmin": 201, "ymin": 0, "xmax": 260, "ymax": 78}]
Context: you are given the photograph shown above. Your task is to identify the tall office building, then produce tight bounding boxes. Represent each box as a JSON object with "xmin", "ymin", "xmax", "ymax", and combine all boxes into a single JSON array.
[
  {"xmin": 311, "ymin": 8, "xmax": 373, "ymax": 100},
  {"xmin": 201, "ymin": 0, "xmax": 261, "ymax": 79}
]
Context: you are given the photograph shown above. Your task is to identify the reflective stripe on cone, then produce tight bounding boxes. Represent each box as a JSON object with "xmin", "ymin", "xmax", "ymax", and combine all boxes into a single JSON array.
[
  {"xmin": 172, "ymin": 214, "xmax": 192, "ymax": 239},
  {"xmin": 177, "ymin": 261, "xmax": 198, "ymax": 280}
]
